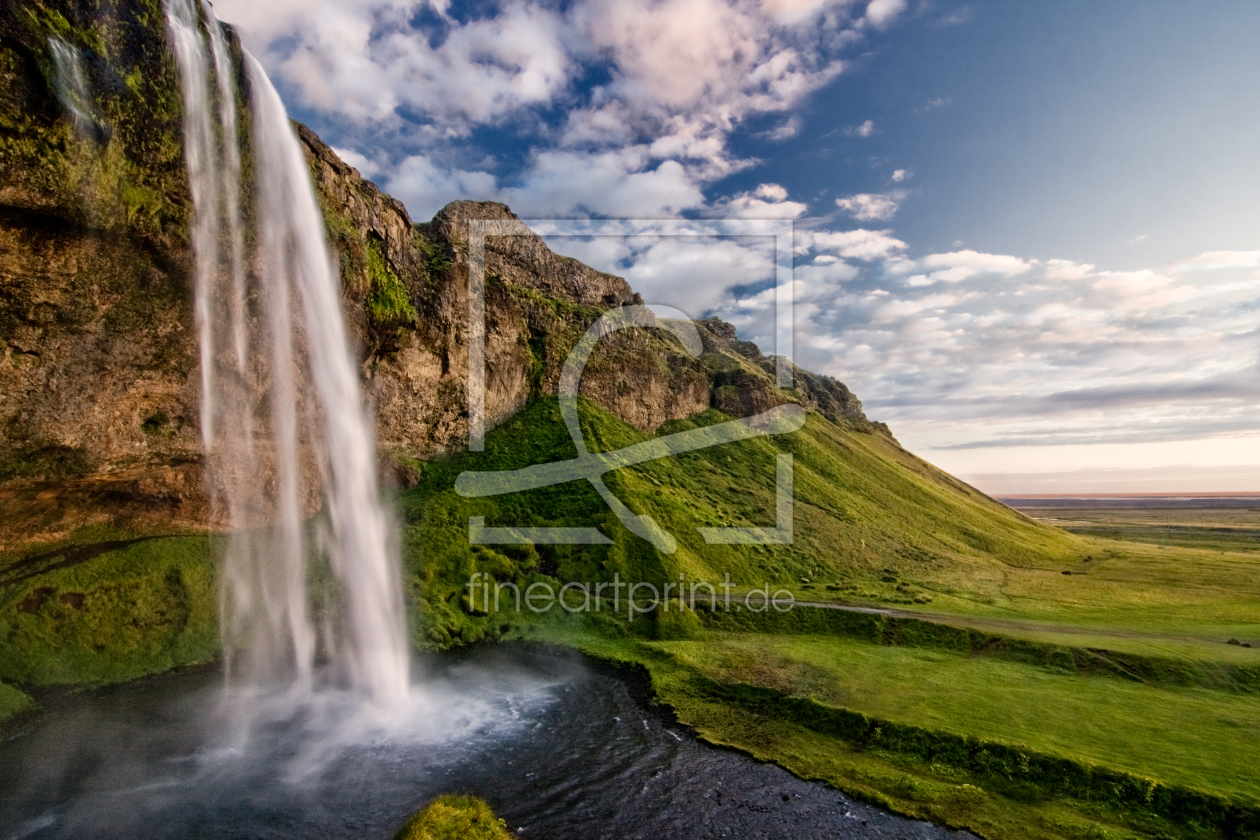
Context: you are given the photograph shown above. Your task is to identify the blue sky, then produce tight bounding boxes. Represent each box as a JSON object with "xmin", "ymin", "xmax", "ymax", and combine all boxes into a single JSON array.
[{"xmin": 214, "ymin": 0, "xmax": 1260, "ymax": 493}]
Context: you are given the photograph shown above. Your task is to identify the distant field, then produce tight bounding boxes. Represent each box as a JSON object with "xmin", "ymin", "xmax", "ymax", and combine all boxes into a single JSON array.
[{"xmin": 1001, "ymin": 496, "xmax": 1260, "ymax": 553}]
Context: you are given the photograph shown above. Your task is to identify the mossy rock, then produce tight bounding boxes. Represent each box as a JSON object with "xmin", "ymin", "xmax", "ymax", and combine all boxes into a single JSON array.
[{"xmin": 393, "ymin": 795, "xmax": 513, "ymax": 840}]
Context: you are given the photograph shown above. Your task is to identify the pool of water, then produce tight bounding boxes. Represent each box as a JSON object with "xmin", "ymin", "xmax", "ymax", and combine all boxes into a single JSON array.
[{"xmin": 0, "ymin": 644, "xmax": 971, "ymax": 840}]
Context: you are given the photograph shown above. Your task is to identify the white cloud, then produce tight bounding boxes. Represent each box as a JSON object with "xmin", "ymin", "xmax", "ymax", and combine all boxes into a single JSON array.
[
  {"xmin": 761, "ymin": 116, "xmax": 802, "ymax": 141},
  {"xmin": 503, "ymin": 150, "xmax": 707, "ymax": 217},
  {"xmin": 621, "ymin": 236, "xmax": 778, "ymax": 316},
  {"xmin": 835, "ymin": 192, "xmax": 898, "ymax": 221},
  {"xmin": 214, "ymin": 0, "xmax": 894, "ymax": 219},
  {"xmin": 891, "ymin": 168, "xmax": 911, "ymax": 182},
  {"xmin": 715, "ymin": 183, "xmax": 808, "ymax": 218},
  {"xmin": 919, "ymin": 250, "xmax": 1031, "ymax": 276},
  {"xmin": 801, "ymin": 228, "xmax": 908, "ymax": 260},
  {"xmin": 748, "ymin": 242, "xmax": 1260, "ymax": 463},
  {"xmin": 864, "ymin": 0, "xmax": 907, "ymax": 28},
  {"xmin": 1171, "ymin": 250, "xmax": 1260, "ymax": 272},
  {"xmin": 331, "ymin": 146, "xmax": 381, "ymax": 179},
  {"xmin": 385, "ymin": 155, "xmax": 498, "ymax": 220},
  {"xmin": 844, "ymin": 119, "xmax": 875, "ymax": 138}
]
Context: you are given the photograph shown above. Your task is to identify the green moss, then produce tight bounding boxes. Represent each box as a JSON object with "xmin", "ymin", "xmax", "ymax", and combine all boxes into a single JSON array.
[
  {"xmin": 415, "ymin": 231, "xmax": 453, "ymax": 275},
  {"xmin": 0, "ymin": 536, "xmax": 219, "ymax": 686},
  {"xmin": 366, "ymin": 238, "xmax": 417, "ymax": 324},
  {"xmin": 0, "ymin": 443, "xmax": 93, "ymax": 481},
  {"xmin": 123, "ymin": 67, "xmax": 143, "ymax": 97},
  {"xmin": 393, "ymin": 795, "xmax": 512, "ymax": 840},
  {"xmin": 0, "ymin": 0, "xmax": 190, "ymax": 243}
]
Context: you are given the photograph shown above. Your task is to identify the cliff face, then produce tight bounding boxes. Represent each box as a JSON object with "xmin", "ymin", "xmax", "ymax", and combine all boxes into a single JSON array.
[
  {"xmin": 0, "ymin": 0, "xmax": 886, "ymax": 549},
  {"xmin": 0, "ymin": 0, "xmax": 205, "ymax": 545}
]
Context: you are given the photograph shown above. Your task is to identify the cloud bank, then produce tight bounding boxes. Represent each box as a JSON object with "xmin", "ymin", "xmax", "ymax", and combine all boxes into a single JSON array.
[
  {"xmin": 215, "ymin": 0, "xmax": 1260, "ymax": 480},
  {"xmin": 215, "ymin": 0, "xmax": 902, "ymax": 219}
]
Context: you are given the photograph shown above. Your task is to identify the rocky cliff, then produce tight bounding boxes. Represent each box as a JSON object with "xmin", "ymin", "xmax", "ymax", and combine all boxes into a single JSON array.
[{"xmin": 0, "ymin": 0, "xmax": 886, "ymax": 550}]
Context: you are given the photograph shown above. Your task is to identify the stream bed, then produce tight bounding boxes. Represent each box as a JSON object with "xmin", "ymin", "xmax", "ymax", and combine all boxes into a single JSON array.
[{"xmin": 1, "ymin": 643, "xmax": 971, "ymax": 840}]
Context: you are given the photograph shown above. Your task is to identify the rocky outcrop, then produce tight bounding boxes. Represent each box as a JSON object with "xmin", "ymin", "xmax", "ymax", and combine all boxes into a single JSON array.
[
  {"xmin": 298, "ymin": 128, "xmax": 714, "ymax": 459},
  {"xmin": 0, "ymin": 0, "xmax": 887, "ymax": 549}
]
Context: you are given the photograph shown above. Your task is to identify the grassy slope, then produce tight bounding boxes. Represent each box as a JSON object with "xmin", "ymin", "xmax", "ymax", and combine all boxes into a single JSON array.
[
  {"xmin": 401, "ymin": 395, "xmax": 1084, "ymax": 645},
  {"xmin": 405, "ymin": 394, "xmax": 1260, "ymax": 656},
  {"xmin": 0, "ymin": 534, "xmax": 218, "ymax": 686}
]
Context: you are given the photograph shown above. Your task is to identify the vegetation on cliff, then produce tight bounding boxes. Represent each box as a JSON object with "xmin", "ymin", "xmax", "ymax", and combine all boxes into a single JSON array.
[
  {"xmin": 0, "ymin": 0, "xmax": 194, "ymax": 242},
  {"xmin": 0, "ymin": 533, "xmax": 216, "ymax": 687}
]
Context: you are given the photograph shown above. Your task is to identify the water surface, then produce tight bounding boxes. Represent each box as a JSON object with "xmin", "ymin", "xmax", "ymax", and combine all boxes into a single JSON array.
[{"xmin": 1, "ymin": 644, "xmax": 971, "ymax": 840}]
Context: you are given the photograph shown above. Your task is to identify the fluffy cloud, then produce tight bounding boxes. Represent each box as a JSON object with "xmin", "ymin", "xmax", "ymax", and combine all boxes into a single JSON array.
[
  {"xmin": 541, "ymin": 232, "xmax": 779, "ymax": 317},
  {"xmin": 891, "ymin": 168, "xmax": 911, "ymax": 182},
  {"xmin": 835, "ymin": 192, "xmax": 899, "ymax": 221},
  {"xmin": 714, "ymin": 183, "xmax": 809, "ymax": 218},
  {"xmin": 331, "ymin": 146, "xmax": 382, "ymax": 179},
  {"xmin": 900, "ymin": 250, "xmax": 1032, "ymax": 286},
  {"xmin": 384, "ymin": 155, "xmax": 499, "ymax": 218},
  {"xmin": 864, "ymin": 0, "xmax": 908, "ymax": 28},
  {"xmin": 743, "ymin": 242, "xmax": 1260, "ymax": 454},
  {"xmin": 799, "ymin": 228, "xmax": 907, "ymax": 260},
  {"xmin": 215, "ymin": 0, "xmax": 903, "ymax": 218},
  {"xmin": 503, "ymin": 151, "xmax": 708, "ymax": 217}
]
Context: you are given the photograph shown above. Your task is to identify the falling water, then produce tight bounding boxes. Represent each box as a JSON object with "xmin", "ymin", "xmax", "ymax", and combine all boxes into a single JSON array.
[
  {"xmin": 46, "ymin": 36, "xmax": 100, "ymax": 141},
  {"xmin": 163, "ymin": 0, "xmax": 410, "ymax": 710}
]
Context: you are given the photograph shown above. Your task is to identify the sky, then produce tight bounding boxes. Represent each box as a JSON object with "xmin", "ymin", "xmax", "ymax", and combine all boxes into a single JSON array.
[{"xmin": 212, "ymin": 0, "xmax": 1260, "ymax": 494}]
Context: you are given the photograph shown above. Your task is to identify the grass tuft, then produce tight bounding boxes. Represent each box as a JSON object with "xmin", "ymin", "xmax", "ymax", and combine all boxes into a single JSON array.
[{"xmin": 392, "ymin": 795, "xmax": 513, "ymax": 840}]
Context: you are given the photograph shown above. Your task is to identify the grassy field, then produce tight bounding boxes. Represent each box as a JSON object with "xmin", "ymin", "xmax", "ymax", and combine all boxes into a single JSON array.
[
  {"xmin": 516, "ymin": 615, "xmax": 1260, "ymax": 840},
  {"xmin": 1007, "ymin": 501, "xmax": 1260, "ymax": 553},
  {"xmin": 776, "ymin": 532, "xmax": 1260, "ymax": 661},
  {"xmin": 659, "ymin": 631, "xmax": 1260, "ymax": 800}
]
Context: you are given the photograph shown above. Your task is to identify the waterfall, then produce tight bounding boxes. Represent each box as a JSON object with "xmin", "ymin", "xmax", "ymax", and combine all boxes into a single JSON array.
[
  {"xmin": 47, "ymin": 36, "xmax": 101, "ymax": 142},
  {"xmin": 163, "ymin": 0, "xmax": 410, "ymax": 710}
]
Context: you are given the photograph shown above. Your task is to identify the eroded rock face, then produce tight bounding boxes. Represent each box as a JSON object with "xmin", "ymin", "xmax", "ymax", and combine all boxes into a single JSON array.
[
  {"xmin": 299, "ymin": 126, "xmax": 715, "ymax": 459},
  {"xmin": 0, "ymin": 2, "xmax": 887, "ymax": 549}
]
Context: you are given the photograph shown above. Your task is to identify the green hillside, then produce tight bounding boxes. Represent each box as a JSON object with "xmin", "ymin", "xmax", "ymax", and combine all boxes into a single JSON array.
[{"xmin": 400, "ymin": 394, "xmax": 1085, "ymax": 646}]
